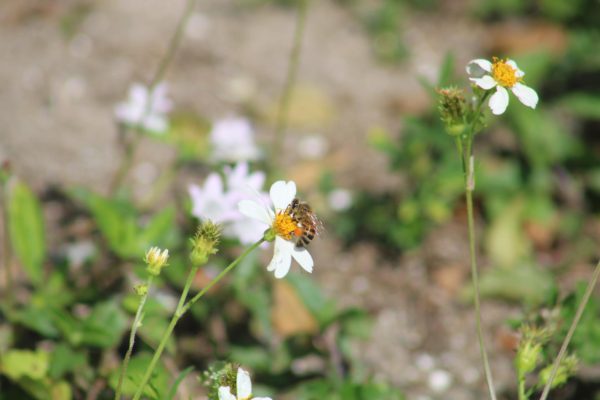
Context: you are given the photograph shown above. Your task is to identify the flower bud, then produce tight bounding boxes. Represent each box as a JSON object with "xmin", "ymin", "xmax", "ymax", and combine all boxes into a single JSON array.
[
  {"xmin": 516, "ymin": 341, "xmax": 542, "ymax": 375},
  {"xmin": 438, "ymin": 87, "xmax": 467, "ymax": 136},
  {"xmin": 134, "ymin": 283, "xmax": 148, "ymax": 296},
  {"xmin": 515, "ymin": 325, "xmax": 548, "ymax": 375},
  {"xmin": 190, "ymin": 221, "xmax": 221, "ymax": 266},
  {"xmin": 539, "ymin": 355, "xmax": 578, "ymax": 389},
  {"xmin": 144, "ymin": 247, "xmax": 169, "ymax": 276}
]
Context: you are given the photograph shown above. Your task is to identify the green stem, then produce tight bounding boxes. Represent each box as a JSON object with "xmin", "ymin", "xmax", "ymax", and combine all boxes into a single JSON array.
[
  {"xmin": 132, "ymin": 265, "xmax": 197, "ymax": 400},
  {"xmin": 461, "ymin": 90, "xmax": 496, "ymax": 400},
  {"xmin": 115, "ymin": 276, "xmax": 154, "ymax": 400},
  {"xmin": 518, "ymin": 372, "xmax": 528, "ymax": 400},
  {"xmin": 273, "ymin": 0, "xmax": 309, "ymax": 167},
  {"xmin": 148, "ymin": 0, "xmax": 197, "ymax": 89},
  {"xmin": 110, "ymin": 0, "xmax": 197, "ymax": 196},
  {"xmin": 109, "ymin": 130, "xmax": 140, "ymax": 195},
  {"xmin": 538, "ymin": 260, "xmax": 600, "ymax": 400},
  {"xmin": 132, "ymin": 238, "xmax": 264, "ymax": 400},
  {"xmin": 181, "ymin": 238, "xmax": 265, "ymax": 315}
]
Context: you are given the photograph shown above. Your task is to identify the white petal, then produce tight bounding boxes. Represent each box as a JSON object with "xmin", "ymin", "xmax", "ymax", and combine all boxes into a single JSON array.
[
  {"xmin": 218, "ymin": 387, "xmax": 236, "ymax": 400},
  {"xmin": 469, "ymin": 75, "xmax": 497, "ymax": 90},
  {"xmin": 489, "ymin": 86, "xmax": 509, "ymax": 115},
  {"xmin": 236, "ymin": 368, "xmax": 252, "ymax": 399},
  {"xmin": 466, "ymin": 59, "xmax": 492, "ymax": 77},
  {"xmin": 269, "ymin": 181, "xmax": 297, "ymax": 210},
  {"xmin": 506, "ymin": 59, "xmax": 525, "ymax": 77},
  {"xmin": 292, "ymin": 246, "xmax": 314, "ymax": 273},
  {"xmin": 238, "ymin": 200, "xmax": 272, "ymax": 225},
  {"xmin": 511, "ymin": 83, "xmax": 538, "ymax": 109},
  {"xmin": 268, "ymin": 237, "xmax": 293, "ymax": 278}
]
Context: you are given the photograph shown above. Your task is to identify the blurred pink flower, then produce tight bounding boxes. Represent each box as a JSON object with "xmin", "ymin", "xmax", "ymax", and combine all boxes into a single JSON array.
[
  {"xmin": 115, "ymin": 82, "xmax": 172, "ymax": 133},
  {"xmin": 210, "ymin": 117, "xmax": 261, "ymax": 162},
  {"xmin": 189, "ymin": 162, "xmax": 268, "ymax": 245}
]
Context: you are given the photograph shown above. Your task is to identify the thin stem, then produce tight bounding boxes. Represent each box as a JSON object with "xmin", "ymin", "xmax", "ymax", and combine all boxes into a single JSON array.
[
  {"xmin": 109, "ymin": 130, "xmax": 140, "ymax": 195},
  {"xmin": 148, "ymin": 0, "xmax": 197, "ymax": 89},
  {"xmin": 518, "ymin": 372, "xmax": 527, "ymax": 400},
  {"xmin": 465, "ymin": 157, "xmax": 497, "ymax": 400},
  {"xmin": 132, "ymin": 265, "xmax": 197, "ymax": 400},
  {"xmin": 539, "ymin": 260, "xmax": 600, "ymax": 400},
  {"xmin": 110, "ymin": 0, "xmax": 197, "ymax": 195},
  {"xmin": 132, "ymin": 238, "xmax": 264, "ymax": 400},
  {"xmin": 181, "ymin": 238, "xmax": 265, "ymax": 315},
  {"xmin": 114, "ymin": 276, "xmax": 154, "ymax": 400},
  {"xmin": 461, "ymin": 90, "xmax": 496, "ymax": 400},
  {"xmin": 273, "ymin": 0, "xmax": 309, "ymax": 167}
]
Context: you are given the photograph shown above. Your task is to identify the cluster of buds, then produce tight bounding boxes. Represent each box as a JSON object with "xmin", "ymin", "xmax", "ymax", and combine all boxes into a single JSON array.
[
  {"xmin": 202, "ymin": 362, "xmax": 238, "ymax": 400},
  {"xmin": 437, "ymin": 86, "xmax": 468, "ymax": 137},
  {"xmin": 190, "ymin": 220, "xmax": 221, "ymax": 266},
  {"xmin": 539, "ymin": 354, "xmax": 578, "ymax": 389},
  {"xmin": 515, "ymin": 325, "xmax": 549, "ymax": 375}
]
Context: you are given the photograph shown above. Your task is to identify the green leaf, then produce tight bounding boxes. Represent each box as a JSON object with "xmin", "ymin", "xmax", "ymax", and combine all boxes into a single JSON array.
[
  {"xmin": 108, "ymin": 352, "xmax": 170, "ymax": 399},
  {"xmin": 559, "ymin": 93, "xmax": 600, "ymax": 119},
  {"xmin": 560, "ymin": 282, "xmax": 600, "ymax": 363},
  {"xmin": 11, "ymin": 305, "xmax": 60, "ymax": 338},
  {"xmin": 0, "ymin": 349, "xmax": 49, "ymax": 381},
  {"xmin": 466, "ymin": 264, "xmax": 556, "ymax": 306},
  {"xmin": 80, "ymin": 301, "xmax": 127, "ymax": 348},
  {"xmin": 48, "ymin": 344, "xmax": 87, "ymax": 380},
  {"xmin": 485, "ymin": 198, "xmax": 531, "ymax": 269},
  {"xmin": 286, "ymin": 274, "xmax": 337, "ymax": 326},
  {"xmin": 166, "ymin": 366, "xmax": 194, "ymax": 400},
  {"xmin": 8, "ymin": 181, "xmax": 46, "ymax": 285},
  {"xmin": 137, "ymin": 206, "xmax": 177, "ymax": 254}
]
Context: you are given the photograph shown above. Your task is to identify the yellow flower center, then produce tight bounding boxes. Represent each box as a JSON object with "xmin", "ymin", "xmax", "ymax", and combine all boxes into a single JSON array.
[
  {"xmin": 273, "ymin": 212, "xmax": 297, "ymax": 240},
  {"xmin": 492, "ymin": 57, "xmax": 519, "ymax": 88}
]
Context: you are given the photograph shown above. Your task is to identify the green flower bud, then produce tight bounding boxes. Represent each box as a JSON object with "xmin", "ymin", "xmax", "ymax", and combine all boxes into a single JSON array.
[
  {"xmin": 144, "ymin": 247, "xmax": 169, "ymax": 276},
  {"xmin": 516, "ymin": 341, "xmax": 542, "ymax": 375},
  {"xmin": 134, "ymin": 283, "xmax": 148, "ymax": 296},
  {"xmin": 515, "ymin": 325, "xmax": 549, "ymax": 375},
  {"xmin": 438, "ymin": 86, "xmax": 468, "ymax": 136},
  {"xmin": 190, "ymin": 221, "xmax": 221, "ymax": 266},
  {"xmin": 539, "ymin": 355, "xmax": 578, "ymax": 389}
]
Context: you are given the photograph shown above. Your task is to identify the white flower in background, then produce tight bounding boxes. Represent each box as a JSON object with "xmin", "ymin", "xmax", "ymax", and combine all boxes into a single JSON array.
[
  {"xmin": 218, "ymin": 368, "xmax": 272, "ymax": 400},
  {"xmin": 223, "ymin": 163, "xmax": 270, "ymax": 244},
  {"xmin": 327, "ymin": 188, "xmax": 352, "ymax": 212},
  {"xmin": 210, "ymin": 117, "xmax": 261, "ymax": 163},
  {"xmin": 189, "ymin": 173, "xmax": 239, "ymax": 224},
  {"xmin": 189, "ymin": 163, "xmax": 270, "ymax": 245},
  {"xmin": 466, "ymin": 57, "xmax": 538, "ymax": 115},
  {"xmin": 115, "ymin": 82, "xmax": 172, "ymax": 133},
  {"xmin": 297, "ymin": 134, "xmax": 329, "ymax": 160},
  {"xmin": 238, "ymin": 181, "xmax": 314, "ymax": 279}
]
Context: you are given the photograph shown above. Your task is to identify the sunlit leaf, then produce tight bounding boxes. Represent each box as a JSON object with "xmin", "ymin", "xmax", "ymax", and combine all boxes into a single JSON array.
[{"xmin": 8, "ymin": 181, "xmax": 46, "ymax": 285}]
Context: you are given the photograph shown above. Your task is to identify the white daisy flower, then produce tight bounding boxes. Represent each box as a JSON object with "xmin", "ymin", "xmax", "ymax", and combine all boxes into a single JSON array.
[
  {"xmin": 210, "ymin": 117, "xmax": 262, "ymax": 163},
  {"xmin": 189, "ymin": 163, "xmax": 270, "ymax": 245},
  {"xmin": 218, "ymin": 367, "xmax": 272, "ymax": 400},
  {"xmin": 466, "ymin": 57, "xmax": 538, "ymax": 115},
  {"xmin": 238, "ymin": 180, "xmax": 314, "ymax": 279},
  {"xmin": 115, "ymin": 82, "xmax": 173, "ymax": 133}
]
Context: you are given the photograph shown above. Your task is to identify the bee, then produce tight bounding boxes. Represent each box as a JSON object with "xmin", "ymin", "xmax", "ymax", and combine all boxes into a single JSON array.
[{"xmin": 285, "ymin": 198, "xmax": 322, "ymax": 248}]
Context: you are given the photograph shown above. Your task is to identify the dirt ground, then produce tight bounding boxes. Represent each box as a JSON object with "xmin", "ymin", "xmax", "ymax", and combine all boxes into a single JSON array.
[{"xmin": 0, "ymin": 0, "xmax": 524, "ymax": 398}]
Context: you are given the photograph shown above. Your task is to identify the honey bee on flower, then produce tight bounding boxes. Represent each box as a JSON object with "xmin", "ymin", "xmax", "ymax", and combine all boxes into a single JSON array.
[
  {"xmin": 466, "ymin": 57, "xmax": 538, "ymax": 115},
  {"xmin": 238, "ymin": 181, "xmax": 320, "ymax": 279}
]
